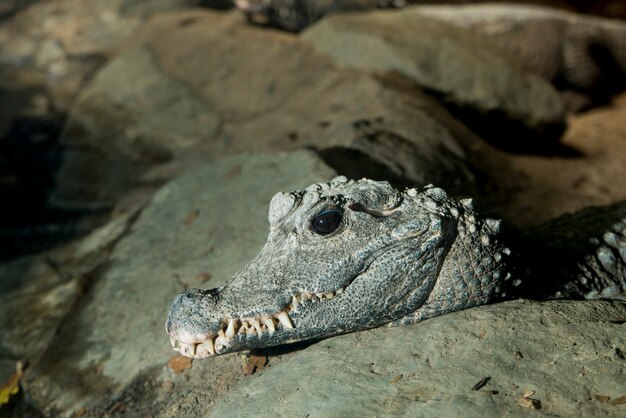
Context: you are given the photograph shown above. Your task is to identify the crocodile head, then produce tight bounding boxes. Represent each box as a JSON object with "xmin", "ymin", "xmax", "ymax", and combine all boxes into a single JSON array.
[{"xmin": 166, "ymin": 176, "xmax": 511, "ymax": 358}]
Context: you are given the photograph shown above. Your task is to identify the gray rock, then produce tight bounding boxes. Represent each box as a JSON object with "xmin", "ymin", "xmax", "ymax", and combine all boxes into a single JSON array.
[
  {"xmin": 120, "ymin": 0, "xmax": 217, "ymax": 16},
  {"xmin": 0, "ymin": 0, "xmax": 145, "ymax": 106},
  {"xmin": 49, "ymin": 9, "xmax": 480, "ymax": 221},
  {"xmin": 301, "ymin": 10, "xmax": 567, "ymax": 144},
  {"xmin": 143, "ymin": 11, "xmax": 477, "ymax": 195},
  {"xmin": 413, "ymin": 3, "xmax": 626, "ymax": 95},
  {"xmin": 207, "ymin": 299, "xmax": 626, "ymax": 417},
  {"xmin": 50, "ymin": 47, "xmax": 221, "ymax": 209},
  {"xmin": 25, "ymin": 150, "xmax": 336, "ymax": 415},
  {"xmin": 65, "ymin": 46, "xmax": 220, "ymax": 158},
  {"xmin": 0, "ymin": 210, "xmax": 139, "ymax": 361}
]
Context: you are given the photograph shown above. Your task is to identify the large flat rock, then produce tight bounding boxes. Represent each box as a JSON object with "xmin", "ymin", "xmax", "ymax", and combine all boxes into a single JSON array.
[
  {"xmin": 0, "ymin": 210, "xmax": 139, "ymax": 361},
  {"xmin": 25, "ymin": 150, "xmax": 336, "ymax": 415},
  {"xmin": 207, "ymin": 299, "xmax": 626, "ymax": 417},
  {"xmin": 50, "ymin": 46, "xmax": 221, "ymax": 209},
  {"xmin": 301, "ymin": 10, "xmax": 567, "ymax": 145}
]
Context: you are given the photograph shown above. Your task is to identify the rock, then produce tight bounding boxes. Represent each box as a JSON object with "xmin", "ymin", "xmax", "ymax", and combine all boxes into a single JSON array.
[
  {"xmin": 0, "ymin": 209, "xmax": 139, "ymax": 361},
  {"xmin": 301, "ymin": 10, "xmax": 567, "ymax": 147},
  {"xmin": 141, "ymin": 10, "xmax": 477, "ymax": 195},
  {"xmin": 120, "ymin": 0, "xmax": 216, "ymax": 17},
  {"xmin": 25, "ymin": 150, "xmax": 336, "ymax": 415},
  {"xmin": 50, "ymin": 47, "xmax": 221, "ymax": 209},
  {"xmin": 0, "ymin": 0, "xmax": 144, "ymax": 107},
  {"xmin": 207, "ymin": 299, "xmax": 626, "ymax": 417},
  {"xmin": 413, "ymin": 3, "xmax": 626, "ymax": 97},
  {"xmin": 141, "ymin": 10, "xmax": 335, "ymax": 123},
  {"xmin": 64, "ymin": 47, "xmax": 221, "ymax": 158},
  {"xmin": 48, "ymin": 9, "xmax": 480, "ymax": 212}
]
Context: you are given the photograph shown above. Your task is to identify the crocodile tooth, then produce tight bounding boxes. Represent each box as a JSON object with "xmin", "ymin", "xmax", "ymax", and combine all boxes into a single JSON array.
[
  {"xmin": 303, "ymin": 292, "xmax": 312, "ymax": 300},
  {"xmin": 251, "ymin": 319, "xmax": 263, "ymax": 335},
  {"xmin": 277, "ymin": 312, "xmax": 294, "ymax": 329},
  {"xmin": 214, "ymin": 335, "xmax": 226, "ymax": 352},
  {"xmin": 263, "ymin": 318, "xmax": 276, "ymax": 333},
  {"xmin": 218, "ymin": 328, "xmax": 226, "ymax": 340},
  {"xmin": 196, "ymin": 343, "xmax": 208, "ymax": 358},
  {"xmin": 291, "ymin": 295, "xmax": 300, "ymax": 310},
  {"xmin": 180, "ymin": 342, "xmax": 195, "ymax": 356},
  {"xmin": 316, "ymin": 292, "xmax": 325, "ymax": 299},
  {"xmin": 336, "ymin": 287, "xmax": 344, "ymax": 295},
  {"xmin": 324, "ymin": 292, "xmax": 334, "ymax": 300},
  {"xmin": 206, "ymin": 338, "xmax": 216, "ymax": 355},
  {"xmin": 170, "ymin": 337, "xmax": 178, "ymax": 348},
  {"xmin": 226, "ymin": 319, "xmax": 236, "ymax": 338}
]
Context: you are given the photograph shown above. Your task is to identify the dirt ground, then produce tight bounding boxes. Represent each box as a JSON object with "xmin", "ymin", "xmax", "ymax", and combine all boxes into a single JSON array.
[{"xmin": 470, "ymin": 92, "xmax": 626, "ymax": 227}]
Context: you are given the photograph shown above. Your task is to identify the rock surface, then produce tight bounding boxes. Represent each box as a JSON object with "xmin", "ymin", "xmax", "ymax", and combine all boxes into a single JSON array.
[
  {"xmin": 50, "ymin": 46, "xmax": 221, "ymax": 209},
  {"xmin": 302, "ymin": 10, "xmax": 567, "ymax": 144},
  {"xmin": 51, "ymin": 9, "xmax": 479, "ymax": 208},
  {"xmin": 0, "ymin": 210, "xmax": 138, "ymax": 362},
  {"xmin": 208, "ymin": 299, "xmax": 626, "ymax": 417}
]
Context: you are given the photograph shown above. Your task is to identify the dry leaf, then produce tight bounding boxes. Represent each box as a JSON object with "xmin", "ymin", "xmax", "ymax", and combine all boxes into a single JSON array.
[
  {"xmin": 242, "ymin": 353, "xmax": 267, "ymax": 375},
  {"xmin": 0, "ymin": 361, "xmax": 24, "ymax": 405},
  {"xmin": 108, "ymin": 401, "xmax": 126, "ymax": 414},
  {"xmin": 168, "ymin": 355, "xmax": 193, "ymax": 373},
  {"xmin": 522, "ymin": 390, "xmax": 536, "ymax": 398},
  {"xmin": 184, "ymin": 209, "xmax": 199, "ymax": 226},
  {"xmin": 594, "ymin": 394, "xmax": 611, "ymax": 402},
  {"xmin": 518, "ymin": 397, "xmax": 541, "ymax": 409},
  {"xmin": 609, "ymin": 395, "xmax": 626, "ymax": 406},
  {"xmin": 390, "ymin": 374, "xmax": 403, "ymax": 384}
]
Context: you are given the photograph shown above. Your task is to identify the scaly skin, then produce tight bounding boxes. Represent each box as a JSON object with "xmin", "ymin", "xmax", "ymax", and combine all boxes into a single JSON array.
[
  {"xmin": 166, "ymin": 177, "xmax": 513, "ymax": 358},
  {"xmin": 166, "ymin": 177, "xmax": 626, "ymax": 358}
]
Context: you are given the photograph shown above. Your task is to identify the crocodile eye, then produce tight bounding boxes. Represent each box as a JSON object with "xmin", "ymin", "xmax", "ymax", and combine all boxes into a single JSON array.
[{"xmin": 312, "ymin": 209, "xmax": 342, "ymax": 235}]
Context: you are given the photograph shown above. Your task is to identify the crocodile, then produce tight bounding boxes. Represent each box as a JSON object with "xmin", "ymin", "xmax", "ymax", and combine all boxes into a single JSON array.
[{"xmin": 166, "ymin": 176, "xmax": 626, "ymax": 358}]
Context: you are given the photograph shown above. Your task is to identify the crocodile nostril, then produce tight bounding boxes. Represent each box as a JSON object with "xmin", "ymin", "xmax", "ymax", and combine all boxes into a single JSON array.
[{"xmin": 184, "ymin": 288, "xmax": 202, "ymax": 299}]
